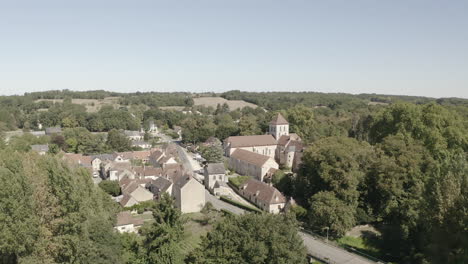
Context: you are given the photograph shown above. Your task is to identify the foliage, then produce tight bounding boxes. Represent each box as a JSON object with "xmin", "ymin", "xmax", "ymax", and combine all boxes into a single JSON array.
[
  {"xmin": 139, "ymin": 193, "xmax": 185, "ymax": 264},
  {"xmin": 107, "ymin": 129, "xmax": 133, "ymax": 152},
  {"xmin": 98, "ymin": 180, "xmax": 121, "ymax": 196},
  {"xmin": 228, "ymin": 175, "xmax": 251, "ymax": 189},
  {"xmin": 187, "ymin": 213, "xmax": 307, "ymax": 264},
  {"xmin": 0, "ymin": 149, "xmax": 122, "ymax": 263},
  {"xmin": 199, "ymin": 145, "xmax": 223, "ymax": 163}
]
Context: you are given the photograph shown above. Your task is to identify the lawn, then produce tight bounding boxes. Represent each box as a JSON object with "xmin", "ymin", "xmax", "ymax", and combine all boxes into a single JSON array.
[
  {"xmin": 337, "ymin": 236, "xmax": 383, "ymax": 260},
  {"xmin": 179, "ymin": 210, "xmax": 223, "ymax": 256}
]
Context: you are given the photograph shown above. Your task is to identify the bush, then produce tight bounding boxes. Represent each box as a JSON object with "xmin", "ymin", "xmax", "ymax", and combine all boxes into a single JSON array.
[
  {"xmin": 98, "ymin": 180, "xmax": 121, "ymax": 196},
  {"xmin": 228, "ymin": 175, "xmax": 251, "ymax": 189}
]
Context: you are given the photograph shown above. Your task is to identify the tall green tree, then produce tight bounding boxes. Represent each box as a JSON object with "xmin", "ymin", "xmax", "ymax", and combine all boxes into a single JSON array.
[
  {"xmin": 139, "ymin": 193, "xmax": 184, "ymax": 264},
  {"xmin": 188, "ymin": 213, "xmax": 307, "ymax": 264}
]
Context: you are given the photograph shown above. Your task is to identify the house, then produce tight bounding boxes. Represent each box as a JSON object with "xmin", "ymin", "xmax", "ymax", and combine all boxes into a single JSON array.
[
  {"xmin": 212, "ymin": 180, "xmax": 230, "ymax": 197},
  {"xmin": 224, "ymin": 134, "xmax": 277, "ymax": 158},
  {"xmin": 204, "ymin": 163, "xmax": 226, "ymax": 190},
  {"xmin": 172, "ymin": 175, "xmax": 206, "ymax": 213},
  {"xmin": 29, "ymin": 131, "xmax": 46, "ymax": 137},
  {"xmin": 146, "ymin": 177, "xmax": 173, "ymax": 197},
  {"xmin": 124, "ymin": 130, "xmax": 144, "ymax": 141},
  {"xmin": 173, "ymin": 126, "xmax": 182, "ymax": 140},
  {"xmin": 239, "ymin": 178, "xmax": 286, "ymax": 214},
  {"xmin": 114, "ymin": 211, "xmax": 145, "ymax": 233},
  {"xmin": 228, "ymin": 149, "xmax": 279, "ymax": 182},
  {"xmin": 148, "ymin": 120, "xmax": 158, "ymax": 135},
  {"xmin": 133, "ymin": 166, "xmax": 162, "ymax": 179},
  {"xmin": 159, "ymin": 155, "xmax": 178, "ymax": 168},
  {"xmin": 31, "ymin": 144, "xmax": 49, "ymax": 155},
  {"xmin": 91, "ymin": 154, "xmax": 117, "ymax": 172},
  {"xmin": 131, "ymin": 140, "xmax": 152, "ymax": 149},
  {"xmin": 120, "ymin": 178, "xmax": 154, "ymax": 207},
  {"xmin": 45, "ymin": 127, "xmax": 62, "ymax": 135}
]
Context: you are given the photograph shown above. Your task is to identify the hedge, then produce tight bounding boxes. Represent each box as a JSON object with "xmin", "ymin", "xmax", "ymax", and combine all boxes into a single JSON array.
[{"xmin": 220, "ymin": 195, "xmax": 262, "ymax": 213}]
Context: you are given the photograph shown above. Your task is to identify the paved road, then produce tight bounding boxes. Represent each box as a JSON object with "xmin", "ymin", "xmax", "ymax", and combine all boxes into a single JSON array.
[{"xmin": 299, "ymin": 232, "xmax": 377, "ymax": 264}]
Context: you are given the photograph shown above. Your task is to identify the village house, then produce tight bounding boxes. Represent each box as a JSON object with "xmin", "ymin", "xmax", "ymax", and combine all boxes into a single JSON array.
[
  {"xmin": 119, "ymin": 178, "xmax": 154, "ymax": 207},
  {"xmin": 124, "ymin": 130, "xmax": 144, "ymax": 141},
  {"xmin": 31, "ymin": 144, "xmax": 49, "ymax": 155},
  {"xmin": 212, "ymin": 180, "xmax": 231, "ymax": 197},
  {"xmin": 228, "ymin": 149, "xmax": 279, "ymax": 181},
  {"xmin": 204, "ymin": 163, "xmax": 227, "ymax": 190},
  {"xmin": 131, "ymin": 140, "xmax": 152, "ymax": 149},
  {"xmin": 147, "ymin": 120, "xmax": 158, "ymax": 135},
  {"xmin": 146, "ymin": 177, "xmax": 173, "ymax": 198},
  {"xmin": 45, "ymin": 127, "xmax": 62, "ymax": 135},
  {"xmin": 114, "ymin": 211, "xmax": 145, "ymax": 233},
  {"xmin": 172, "ymin": 175, "xmax": 206, "ymax": 213},
  {"xmin": 239, "ymin": 178, "xmax": 286, "ymax": 214}
]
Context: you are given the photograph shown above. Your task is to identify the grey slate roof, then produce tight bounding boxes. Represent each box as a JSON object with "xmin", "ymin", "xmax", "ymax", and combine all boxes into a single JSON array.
[
  {"xmin": 45, "ymin": 127, "xmax": 62, "ymax": 134},
  {"xmin": 205, "ymin": 163, "xmax": 226, "ymax": 175}
]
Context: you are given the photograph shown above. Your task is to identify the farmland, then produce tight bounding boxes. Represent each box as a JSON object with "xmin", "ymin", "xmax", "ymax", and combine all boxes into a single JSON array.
[{"xmin": 193, "ymin": 97, "xmax": 257, "ymax": 110}]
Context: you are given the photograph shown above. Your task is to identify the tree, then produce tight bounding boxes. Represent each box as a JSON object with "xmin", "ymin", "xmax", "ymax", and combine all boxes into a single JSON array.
[
  {"xmin": 188, "ymin": 213, "xmax": 307, "ymax": 264},
  {"xmin": 99, "ymin": 180, "xmax": 121, "ymax": 196},
  {"xmin": 139, "ymin": 193, "xmax": 184, "ymax": 264},
  {"xmin": 307, "ymin": 191, "xmax": 356, "ymax": 237},
  {"xmin": 107, "ymin": 129, "xmax": 132, "ymax": 152},
  {"xmin": 238, "ymin": 115, "xmax": 261, "ymax": 136},
  {"xmin": 199, "ymin": 145, "xmax": 223, "ymax": 163},
  {"xmin": 0, "ymin": 149, "xmax": 122, "ymax": 263}
]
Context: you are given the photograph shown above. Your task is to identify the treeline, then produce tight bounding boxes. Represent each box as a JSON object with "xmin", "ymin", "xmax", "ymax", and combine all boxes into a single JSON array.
[
  {"xmin": 220, "ymin": 90, "xmax": 467, "ymax": 111},
  {"xmin": 277, "ymin": 103, "xmax": 468, "ymax": 263}
]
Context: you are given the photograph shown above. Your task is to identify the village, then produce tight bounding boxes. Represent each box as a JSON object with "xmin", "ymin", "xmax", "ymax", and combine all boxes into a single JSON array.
[{"xmin": 24, "ymin": 113, "xmax": 303, "ymax": 233}]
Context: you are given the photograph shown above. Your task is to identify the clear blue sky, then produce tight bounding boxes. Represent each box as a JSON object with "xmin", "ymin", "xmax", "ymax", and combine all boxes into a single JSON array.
[{"xmin": 1, "ymin": 0, "xmax": 467, "ymax": 98}]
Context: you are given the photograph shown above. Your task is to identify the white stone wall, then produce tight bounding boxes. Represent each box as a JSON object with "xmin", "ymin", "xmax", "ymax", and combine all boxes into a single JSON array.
[
  {"xmin": 174, "ymin": 179, "xmax": 206, "ymax": 213},
  {"xmin": 115, "ymin": 224, "xmax": 136, "ymax": 233}
]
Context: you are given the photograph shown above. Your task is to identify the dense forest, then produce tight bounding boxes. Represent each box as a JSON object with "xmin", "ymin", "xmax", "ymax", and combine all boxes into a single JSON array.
[{"xmin": 1, "ymin": 90, "xmax": 467, "ymax": 263}]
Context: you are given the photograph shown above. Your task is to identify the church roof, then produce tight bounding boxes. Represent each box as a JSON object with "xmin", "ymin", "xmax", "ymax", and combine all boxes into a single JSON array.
[
  {"xmin": 270, "ymin": 113, "xmax": 288, "ymax": 125},
  {"xmin": 225, "ymin": 135, "xmax": 277, "ymax": 148},
  {"xmin": 230, "ymin": 149, "xmax": 271, "ymax": 167}
]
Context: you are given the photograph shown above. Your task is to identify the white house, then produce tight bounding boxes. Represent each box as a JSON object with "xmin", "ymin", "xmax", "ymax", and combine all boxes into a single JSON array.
[
  {"xmin": 204, "ymin": 163, "xmax": 226, "ymax": 190},
  {"xmin": 114, "ymin": 211, "xmax": 144, "ymax": 233},
  {"xmin": 239, "ymin": 178, "xmax": 286, "ymax": 214},
  {"xmin": 172, "ymin": 176, "xmax": 206, "ymax": 213},
  {"xmin": 31, "ymin": 144, "xmax": 49, "ymax": 155},
  {"xmin": 228, "ymin": 149, "xmax": 279, "ymax": 182},
  {"xmin": 124, "ymin": 130, "xmax": 144, "ymax": 141}
]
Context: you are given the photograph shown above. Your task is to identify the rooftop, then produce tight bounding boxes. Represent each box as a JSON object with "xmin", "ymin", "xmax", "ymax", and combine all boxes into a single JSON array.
[
  {"xmin": 230, "ymin": 149, "xmax": 271, "ymax": 167},
  {"xmin": 240, "ymin": 178, "xmax": 286, "ymax": 205},
  {"xmin": 205, "ymin": 163, "xmax": 226, "ymax": 175},
  {"xmin": 270, "ymin": 113, "xmax": 289, "ymax": 125},
  {"xmin": 225, "ymin": 134, "xmax": 277, "ymax": 148}
]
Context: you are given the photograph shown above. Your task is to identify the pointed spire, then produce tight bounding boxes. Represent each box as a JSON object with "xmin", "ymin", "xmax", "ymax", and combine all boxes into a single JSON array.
[{"xmin": 270, "ymin": 113, "xmax": 288, "ymax": 125}]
